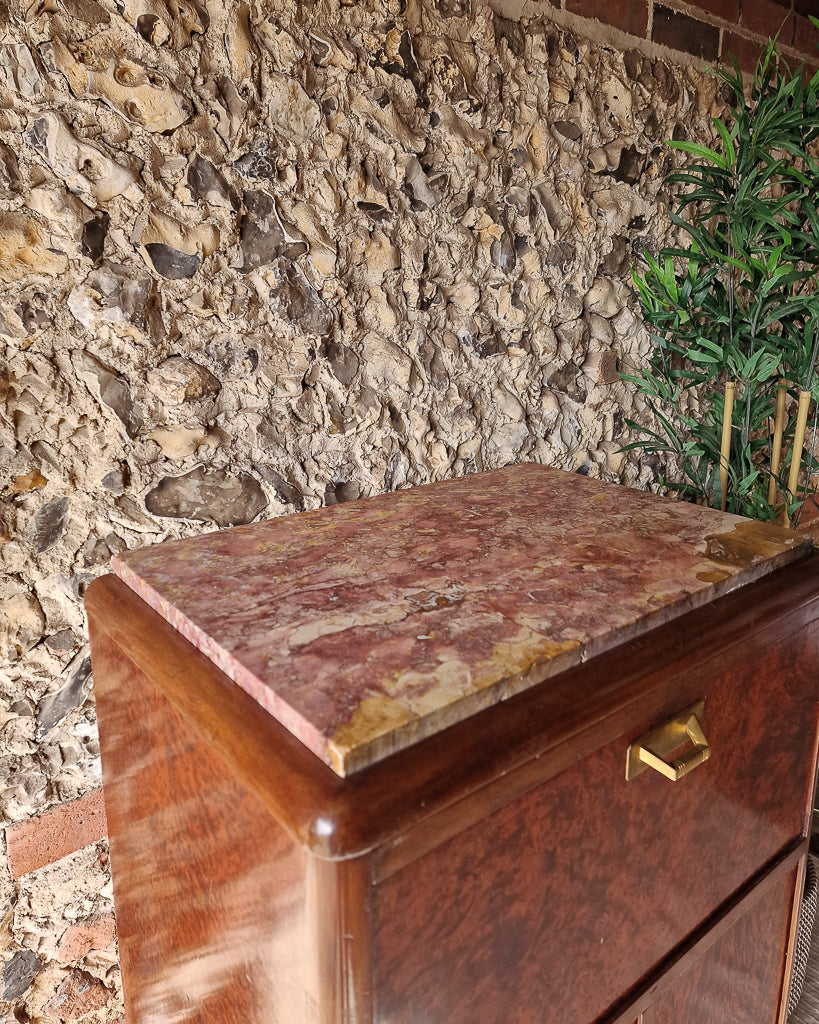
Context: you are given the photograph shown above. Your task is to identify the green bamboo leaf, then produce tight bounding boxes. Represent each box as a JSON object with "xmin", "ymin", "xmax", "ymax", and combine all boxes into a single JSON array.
[
  {"xmin": 711, "ymin": 117, "xmax": 736, "ymax": 166},
  {"xmin": 667, "ymin": 140, "xmax": 730, "ymax": 169}
]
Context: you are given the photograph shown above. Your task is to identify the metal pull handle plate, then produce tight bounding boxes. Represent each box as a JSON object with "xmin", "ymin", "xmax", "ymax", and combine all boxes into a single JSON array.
[{"xmin": 626, "ymin": 700, "xmax": 710, "ymax": 782}]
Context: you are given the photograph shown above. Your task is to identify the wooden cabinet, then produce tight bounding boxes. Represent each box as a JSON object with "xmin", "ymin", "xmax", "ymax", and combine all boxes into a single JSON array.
[{"xmin": 86, "ymin": 465, "xmax": 819, "ymax": 1024}]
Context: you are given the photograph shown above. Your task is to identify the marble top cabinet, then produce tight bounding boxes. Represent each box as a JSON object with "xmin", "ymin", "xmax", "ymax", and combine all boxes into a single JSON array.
[{"xmin": 87, "ymin": 464, "xmax": 819, "ymax": 1024}]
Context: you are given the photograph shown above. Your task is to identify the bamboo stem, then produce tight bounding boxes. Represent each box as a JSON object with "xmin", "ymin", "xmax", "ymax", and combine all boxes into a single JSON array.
[
  {"xmin": 768, "ymin": 381, "xmax": 787, "ymax": 506},
  {"xmin": 720, "ymin": 381, "xmax": 735, "ymax": 512},
  {"xmin": 786, "ymin": 388, "xmax": 812, "ymax": 526}
]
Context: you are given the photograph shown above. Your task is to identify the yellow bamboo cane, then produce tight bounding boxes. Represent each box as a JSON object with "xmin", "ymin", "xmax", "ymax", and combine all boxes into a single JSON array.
[
  {"xmin": 768, "ymin": 380, "xmax": 787, "ymax": 506},
  {"xmin": 786, "ymin": 388, "xmax": 812, "ymax": 526},
  {"xmin": 719, "ymin": 381, "xmax": 735, "ymax": 512}
]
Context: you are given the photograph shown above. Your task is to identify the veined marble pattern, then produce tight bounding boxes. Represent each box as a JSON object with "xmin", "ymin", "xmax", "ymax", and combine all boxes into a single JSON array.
[{"xmin": 112, "ymin": 465, "xmax": 812, "ymax": 775}]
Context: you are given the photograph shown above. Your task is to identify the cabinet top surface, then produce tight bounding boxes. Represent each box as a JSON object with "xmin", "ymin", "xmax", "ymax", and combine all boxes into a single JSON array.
[{"xmin": 112, "ymin": 464, "xmax": 810, "ymax": 776}]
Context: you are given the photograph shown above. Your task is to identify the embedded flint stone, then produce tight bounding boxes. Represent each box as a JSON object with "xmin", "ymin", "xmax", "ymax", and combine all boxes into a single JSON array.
[
  {"xmin": 464, "ymin": 330, "xmax": 506, "ymax": 358},
  {"xmin": 489, "ymin": 209, "xmax": 516, "ymax": 273},
  {"xmin": 309, "ymin": 31, "xmax": 334, "ymax": 66},
  {"xmin": 81, "ymin": 213, "xmax": 109, "ymax": 262},
  {"xmin": 324, "ymin": 340, "xmax": 359, "ymax": 386},
  {"xmin": 74, "ymin": 350, "xmax": 144, "ymax": 438},
  {"xmin": 35, "ymin": 650, "xmax": 91, "ymax": 739},
  {"xmin": 144, "ymin": 242, "xmax": 200, "ymax": 279},
  {"xmin": 233, "ymin": 139, "xmax": 278, "ymax": 182},
  {"xmin": 147, "ymin": 356, "xmax": 220, "ymax": 404},
  {"xmin": 374, "ymin": 28, "xmax": 424, "ymax": 100},
  {"xmin": 548, "ymin": 241, "xmax": 574, "ymax": 268},
  {"xmin": 270, "ymin": 260, "xmax": 333, "ymax": 337},
  {"xmin": 357, "ymin": 201, "xmax": 390, "ymax": 223},
  {"xmin": 2, "ymin": 950, "xmax": 40, "ymax": 1002},
  {"xmin": 188, "ymin": 155, "xmax": 236, "ymax": 208},
  {"xmin": 553, "ymin": 120, "xmax": 582, "ymax": 142},
  {"xmin": 239, "ymin": 190, "xmax": 307, "ymax": 271},
  {"xmin": 62, "ymin": 0, "xmax": 111, "ymax": 24},
  {"xmin": 402, "ymin": 155, "xmax": 438, "ymax": 210},
  {"xmin": 0, "ymin": 139, "xmax": 21, "ymax": 191},
  {"xmin": 494, "ymin": 13, "xmax": 525, "ymax": 57},
  {"xmin": 68, "ymin": 262, "xmax": 154, "ymax": 330},
  {"xmin": 254, "ymin": 465, "xmax": 306, "ymax": 509},
  {"xmin": 548, "ymin": 361, "xmax": 587, "ymax": 402},
  {"xmin": 145, "ymin": 467, "xmax": 267, "ymax": 526},
  {"xmin": 29, "ymin": 497, "xmax": 69, "ymax": 554},
  {"xmin": 1, "ymin": 43, "xmax": 42, "ymax": 99}
]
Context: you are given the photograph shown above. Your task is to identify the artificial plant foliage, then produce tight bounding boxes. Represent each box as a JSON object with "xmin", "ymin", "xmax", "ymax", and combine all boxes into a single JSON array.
[{"xmin": 625, "ymin": 31, "xmax": 819, "ymax": 522}]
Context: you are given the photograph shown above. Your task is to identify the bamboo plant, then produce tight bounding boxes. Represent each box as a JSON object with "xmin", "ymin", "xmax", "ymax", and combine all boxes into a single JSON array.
[{"xmin": 624, "ymin": 32, "xmax": 819, "ymax": 523}]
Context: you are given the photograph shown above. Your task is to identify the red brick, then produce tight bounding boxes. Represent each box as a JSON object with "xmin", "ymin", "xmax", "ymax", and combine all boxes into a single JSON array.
[
  {"xmin": 742, "ymin": 0, "xmax": 795, "ymax": 40},
  {"xmin": 43, "ymin": 968, "xmax": 111, "ymax": 1020},
  {"xmin": 792, "ymin": 12, "xmax": 819, "ymax": 57},
  {"xmin": 684, "ymin": 0, "xmax": 740, "ymax": 23},
  {"xmin": 564, "ymin": 0, "xmax": 649, "ymax": 37},
  {"xmin": 653, "ymin": 6, "xmax": 720, "ymax": 59},
  {"xmin": 57, "ymin": 913, "xmax": 117, "ymax": 964},
  {"xmin": 721, "ymin": 31, "xmax": 767, "ymax": 73},
  {"xmin": 5, "ymin": 789, "xmax": 108, "ymax": 879}
]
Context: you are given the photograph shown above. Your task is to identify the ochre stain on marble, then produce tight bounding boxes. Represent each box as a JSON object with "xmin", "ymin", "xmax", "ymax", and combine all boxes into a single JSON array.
[
  {"xmin": 112, "ymin": 464, "xmax": 812, "ymax": 776},
  {"xmin": 705, "ymin": 519, "xmax": 802, "ymax": 569}
]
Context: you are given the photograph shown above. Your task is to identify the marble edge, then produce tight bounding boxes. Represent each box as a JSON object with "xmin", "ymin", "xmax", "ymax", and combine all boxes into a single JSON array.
[{"xmin": 111, "ymin": 529, "xmax": 812, "ymax": 777}]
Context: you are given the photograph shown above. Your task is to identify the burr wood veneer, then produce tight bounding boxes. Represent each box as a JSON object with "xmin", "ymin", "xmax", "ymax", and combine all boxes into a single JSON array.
[{"xmin": 86, "ymin": 465, "xmax": 819, "ymax": 1024}]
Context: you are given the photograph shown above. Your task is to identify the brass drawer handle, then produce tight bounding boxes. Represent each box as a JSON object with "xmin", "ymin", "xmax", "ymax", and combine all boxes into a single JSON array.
[{"xmin": 626, "ymin": 700, "xmax": 711, "ymax": 782}]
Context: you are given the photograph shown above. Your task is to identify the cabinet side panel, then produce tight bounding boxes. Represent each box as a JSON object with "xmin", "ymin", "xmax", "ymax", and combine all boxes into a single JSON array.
[
  {"xmin": 649, "ymin": 866, "xmax": 796, "ymax": 1024},
  {"xmin": 372, "ymin": 628, "xmax": 819, "ymax": 1024},
  {"xmin": 92, "ymin": 629, "xmax": 310, "ymax": 1024}
]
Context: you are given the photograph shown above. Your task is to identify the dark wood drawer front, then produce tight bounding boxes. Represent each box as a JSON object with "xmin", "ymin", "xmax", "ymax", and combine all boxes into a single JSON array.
[
  {"xmin": 372, "ymin": 623, "xmax": 819, "ymax": 1024},
  {"xmin": 647, "ymin": 864, "xmax": 796, "ymax": 1024}
]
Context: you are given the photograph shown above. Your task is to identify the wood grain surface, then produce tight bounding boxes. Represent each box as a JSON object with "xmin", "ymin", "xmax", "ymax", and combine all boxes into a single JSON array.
[
  {"xmin": 92, "ymin": 635, "xmax": 312, "ymax": 1024},
  {"xmin": 648, "ymin": 865, "xmax": 796, "ymax": 1023}
]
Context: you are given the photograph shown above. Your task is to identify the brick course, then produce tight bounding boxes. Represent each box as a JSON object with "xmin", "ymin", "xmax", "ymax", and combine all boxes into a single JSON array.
[
  {"xmin": 793, "ymin": 13, "xmax": 818, "ymax": 56},
  {"xmin": 564, "ymin": 0, "xmax": 649, "ymax": 37},
  {"xmin": 653, "ymin": 6, "xmax": 720, "ymax": 60},
  {"xmin": 741, "ymin": 0, "xmax": 794, "ymax": 40},
  {"xmin": 684, "ymin": 0, "xmax": 740, "ymax": 23},
  {"xmin": 722, "ymin": 31, "xmax": 766, "ymax": 73},
  {"xmin": 553, "ymin": 0, "xmax": 818, "ymax": 70}
]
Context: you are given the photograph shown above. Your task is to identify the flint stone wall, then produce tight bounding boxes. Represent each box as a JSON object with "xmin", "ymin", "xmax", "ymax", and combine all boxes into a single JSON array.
[{"xmin": 0, "ymin": 0, "xmax": 730, "ymax": 1017}]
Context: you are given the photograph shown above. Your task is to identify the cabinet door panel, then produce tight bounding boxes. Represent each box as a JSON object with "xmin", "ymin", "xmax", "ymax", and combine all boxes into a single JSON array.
[{"xmin": 649, "ymin": 866, "xmax": 796, "ymax": 1024}]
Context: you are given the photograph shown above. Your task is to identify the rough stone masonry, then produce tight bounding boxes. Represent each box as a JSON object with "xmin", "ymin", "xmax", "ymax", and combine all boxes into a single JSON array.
[{"xmin": 0, "ymin": 0, "xmax": 730, "ymax": 1017}]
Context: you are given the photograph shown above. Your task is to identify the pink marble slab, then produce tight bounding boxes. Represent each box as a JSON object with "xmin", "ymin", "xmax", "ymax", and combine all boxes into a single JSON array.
[{"xmin": 112, "ymin": 464, "xmax": 812, "ymax": 776}]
